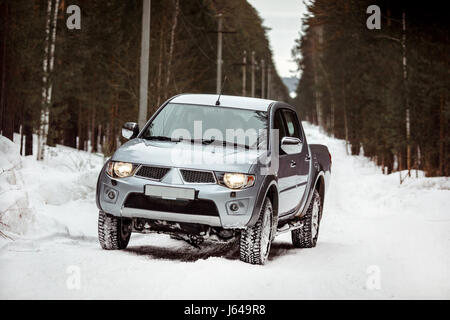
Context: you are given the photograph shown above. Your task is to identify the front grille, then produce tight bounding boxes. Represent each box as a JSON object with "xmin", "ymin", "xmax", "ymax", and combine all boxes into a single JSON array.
[
  {"xmin": 124, "ymin": 193, "xmax": 219, "ymax": 217},
  {"xmin": 180, "ymin": 169, "xmax": 215, "ymax": 183},
  {"xmin": 135, "ymin": 166, "xmax": 170, "ymax": 180}
]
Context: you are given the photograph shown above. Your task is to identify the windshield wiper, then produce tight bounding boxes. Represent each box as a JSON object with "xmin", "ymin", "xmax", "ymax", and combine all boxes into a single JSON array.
[
  {"xmin": 188, "ymin": 138, "xmax": 217, "ymax": 145},
  {"xmin": 215, "ymin": 141, "xmax": 250, "ymax": 149},
  {"xmin": 144, "ymin": 136, "xmax": 180, "ymax": 142},
  {"xmin": 196, "ymin": 138, "xmax": 250, "ymax": 149}
]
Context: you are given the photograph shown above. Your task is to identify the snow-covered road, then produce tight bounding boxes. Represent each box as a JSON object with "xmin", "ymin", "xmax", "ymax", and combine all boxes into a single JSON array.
[{"xmin": 1, "ymin": 123, "xmax": 449, "ymax": 299}]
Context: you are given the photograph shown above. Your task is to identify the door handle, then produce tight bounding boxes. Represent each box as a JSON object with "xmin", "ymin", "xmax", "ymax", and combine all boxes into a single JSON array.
[
  {"xmin": 290, "ymin": 160, "xmax": 296, "ymax": 168},
  {"xmin": 305, "ymin": 155, "xmax": 311, "ymax": 161}
]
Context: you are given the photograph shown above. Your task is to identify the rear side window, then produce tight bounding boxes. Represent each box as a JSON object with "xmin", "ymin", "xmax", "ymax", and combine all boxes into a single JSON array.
[{"xmin": 274, "ymin": 110, "xmax": 287, "ymax": 152}]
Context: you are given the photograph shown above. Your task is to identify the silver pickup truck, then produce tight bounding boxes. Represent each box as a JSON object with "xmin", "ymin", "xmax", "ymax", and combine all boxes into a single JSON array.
[{"xmin": 96, "ymin": 94, "xmax": 331, "ymax": 264}]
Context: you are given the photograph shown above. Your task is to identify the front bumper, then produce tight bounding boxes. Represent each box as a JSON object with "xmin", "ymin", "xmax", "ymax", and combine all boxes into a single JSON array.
[{"xmin": 97, "ymin": 169, "xmax": 260, "ymax": 229}]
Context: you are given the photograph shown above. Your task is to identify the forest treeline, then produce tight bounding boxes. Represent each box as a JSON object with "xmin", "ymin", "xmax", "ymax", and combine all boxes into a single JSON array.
[
  {"xmin": 0, "ymin": 0, "xmax": 289, "ymax": 156},
  {"xmin": 292, "ymin": 0, "xmax": 449, "ymax": 177}
]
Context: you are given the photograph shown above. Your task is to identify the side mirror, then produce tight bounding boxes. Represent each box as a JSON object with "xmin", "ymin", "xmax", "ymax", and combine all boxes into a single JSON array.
[
  {"xmin": 122, "ymin": 122, "xmax": 139, "ymax": 140},
  {"xmin": 281, "ymin": 136, "xmax": 303, "ymax": 154}
]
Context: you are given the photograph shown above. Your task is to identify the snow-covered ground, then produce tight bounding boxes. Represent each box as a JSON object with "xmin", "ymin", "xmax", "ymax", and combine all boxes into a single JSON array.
[{"xmin": 0, "ymin": 123, "xmax": 449, "ymax": 299}]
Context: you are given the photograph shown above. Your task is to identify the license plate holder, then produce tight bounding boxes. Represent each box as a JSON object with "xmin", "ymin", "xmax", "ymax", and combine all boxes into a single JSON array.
[{"xmin": 144, "ymin": 185, "xmax": 195, "ymax": 200}]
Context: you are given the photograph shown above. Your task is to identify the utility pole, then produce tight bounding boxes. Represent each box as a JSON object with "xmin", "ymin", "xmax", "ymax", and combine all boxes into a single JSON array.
[
  {"xmin": 267, "ymin": 64, "xmax": 272, "ymax": 99},
  {"xmin": 216, "ymin": 13, "xmax": 223, "ymax": 94},
  {"xmin": 260, "ymin": 59, "xmax": 265, "ymax": 99},
  {"xmin": 242, "ymin": 50, "xmax": 247, "ymax": 96},
  {"xmin": 402, "ymin": 11, "xmax": 411, "ymax": 177},
  {"xmin": 251, "ymin": 51, "xmax": 255, "ymax": 97},
  {"xmin": 138, "ymin": 0, "xmax": 151, "ymax": 129}
]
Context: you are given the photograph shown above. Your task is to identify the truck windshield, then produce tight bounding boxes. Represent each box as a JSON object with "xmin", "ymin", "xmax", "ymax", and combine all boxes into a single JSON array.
[{"xmin": 141, "ymin": 103, "xmax": 268, "ymax": 149}]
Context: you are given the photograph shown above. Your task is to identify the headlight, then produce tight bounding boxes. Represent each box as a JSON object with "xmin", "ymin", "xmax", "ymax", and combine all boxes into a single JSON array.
[
  {"xmin": 223, "ymin": 173, "xmax": 255, "ymax": 189},
  {"xmin": 106, "ymin": 161, "xmax": 136, "ymax": 178}
]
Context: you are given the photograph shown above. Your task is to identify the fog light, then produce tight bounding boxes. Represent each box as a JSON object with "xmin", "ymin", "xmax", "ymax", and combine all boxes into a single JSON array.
[
  {"xmin": 107, "ymin": 190, "xmax": 116, "ymax": 200},
  {"xmin": 226, "ymin": 198, "xmax": 249, "ymax": 215},
  {"xmin": 103, "ymin": 187, "xmax": 118, "ymax": 204},
  {"xmin": 230, "ymin": 203, "xmax": 239, "ymax": 211}
]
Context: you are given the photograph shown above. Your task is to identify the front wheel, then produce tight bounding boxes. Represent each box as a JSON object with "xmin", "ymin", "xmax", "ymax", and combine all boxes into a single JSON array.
[
  {"xmin": 239, "ymin": 197, "xmax": 273, "ymax": 265},
  {"xmin": 291, "ymin": 189, "xmax": 322, "ymax": 248},
  {"xmin": 98, "ymin": 211, "xmax": 131, "ymax": 250}
]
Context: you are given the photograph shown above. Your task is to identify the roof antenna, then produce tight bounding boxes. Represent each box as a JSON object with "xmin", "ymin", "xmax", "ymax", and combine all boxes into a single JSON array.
[{"xmin": 215, "ymin": 76, "xmax": 227, "ymax": 106}]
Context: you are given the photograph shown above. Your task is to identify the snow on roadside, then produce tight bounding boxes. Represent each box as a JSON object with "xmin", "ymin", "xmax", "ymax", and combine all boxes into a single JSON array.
[
  {"xmin": 303, "ymin": 122, "xmax": 449, "ymax": 221},
  {"xmin": 0, "ymin": 136, "xmax": 104, "ymax": 246}
]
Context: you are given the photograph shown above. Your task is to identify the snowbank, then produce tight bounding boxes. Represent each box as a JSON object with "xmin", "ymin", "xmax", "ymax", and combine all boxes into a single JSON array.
[
  {"xmin": 0, "ymin": 136, "xmax": 32, "ymax": 238},
  {"xmin": 0, "ymin": 136, "xmax": 104, "ymax": 245}
]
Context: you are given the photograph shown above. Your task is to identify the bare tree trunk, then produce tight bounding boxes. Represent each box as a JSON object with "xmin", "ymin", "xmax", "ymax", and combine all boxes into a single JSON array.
[
  {"xmin": 77, "ymin": 103, "xmax": 82, "ymax": 150},
  {"xmin": 317, "ymin": 55, "xmax": 334, "ymax": 134},
  {"xmin": 107, "ymin": 84, "xmax": 119, "ymax": 154},
  {"xmin": 20, "ymin": 101, "xmax": 24, "ymax": 155},
  {"xmin": 156, "ymin": 29, "xmax": 164, "ymax": 107},
  {"xmin": 0, "ymin": 2, "xmax": 7, "ymax": 136},
  {"xmin": 402, "ymin": 11, "xmax": 411, "ymax": 177},
  {"xmin": 439, "ymin": 92, "xmax": 445, "ymax": 176},
  {"xmin": 38, "ymin": 0, "xmax": 60, "ymax": 160},
  {"xmin": 164, "ymin": 0, "xmax": 180, "ymax": 100},
  {"xmin": 91, "ymin": 108, "xmax": 96, "ymax": 152},
  {"xmin": 85, "ymin": 110, "xmax": 89, "ymax": 151},
  {"xmin": 97, "ymin": 124, "xmax": 102, "ymax": 153},
  {"xmin": 108, "ymin": 104, "xmax": 114, "ymax": 152},
  {"xmin": 0, "ymin": 2, "xmax": 14, "ymax": 141},
  {"xmin": 37, "ymin": 0, "xmax": 52, "ymax": 159},
  {"xmin": 312, "ymin": 25, "xmax": 324, "ymax": 128},
  {"xmin": 312, "ymin": 66, "xmax": 322, "ymax": 127},
  {"xmin": 105, "ymin": 123, "xmax": 110, "ymax": 153},
  {"xmin": 24, "ymin": 111, "xmax": 33, "ymax": 156},
  {"xmin": 416, "ymin": 144, "xmax": 421, "ymax": 178},
  {"xmin": 343, "ymin": 83, "xmax": 349, "ymax": 154}
]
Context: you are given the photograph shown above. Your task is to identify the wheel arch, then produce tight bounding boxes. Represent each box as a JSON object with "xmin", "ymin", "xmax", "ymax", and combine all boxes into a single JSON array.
[
  {"xmin": 266, "ymin": 183, "xmax": 279, "ymax": 219},
  {"xmin": 246, "ymin": 177, "xmax": 278, "ymax": 227},
  {"xmin": 314, "ymin": 173, "xmax": 325, "ymax": 208}
]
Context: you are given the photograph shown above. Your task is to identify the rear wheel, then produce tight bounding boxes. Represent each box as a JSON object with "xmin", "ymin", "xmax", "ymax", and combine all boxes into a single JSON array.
[
  {"xmin": 98, "ymin": 211, "xmax": 131, "ymax": 250},
  {"xmin": 291, "ymin": 189, "xmax": 322, "ymax": 248},
  {"xmin": 240, "ymin": 197, "xmax": 273, "ymax": 265}
]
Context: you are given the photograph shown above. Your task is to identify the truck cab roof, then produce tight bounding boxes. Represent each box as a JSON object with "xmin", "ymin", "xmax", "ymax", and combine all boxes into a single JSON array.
[{"xmin": 170, "ymin": 94, "xmax": 276, "ymax": 112}]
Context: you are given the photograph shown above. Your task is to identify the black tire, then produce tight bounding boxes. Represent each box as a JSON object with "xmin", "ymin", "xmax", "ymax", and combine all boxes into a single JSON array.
[
  {"xmin": 291, "ymin": 189, "xmax": 322, "ymax": 248},
  {"xmin": 98, "ymin": 211, "xmax": 131, "ymax": 250},
  {"xmin": 240, "ymin": 197, "xmax": 273, "ymax": 265}
]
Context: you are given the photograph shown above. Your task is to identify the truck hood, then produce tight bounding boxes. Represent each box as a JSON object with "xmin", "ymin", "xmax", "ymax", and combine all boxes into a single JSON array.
[{"xmin": 111, "ymin": 138, "xmax": 263, "ymax": 173}]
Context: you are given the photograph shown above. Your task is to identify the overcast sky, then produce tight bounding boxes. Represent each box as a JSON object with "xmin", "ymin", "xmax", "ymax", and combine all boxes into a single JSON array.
[{"xmin": 247, "ymin": 0, "xmax": 308, "ymax": 79}]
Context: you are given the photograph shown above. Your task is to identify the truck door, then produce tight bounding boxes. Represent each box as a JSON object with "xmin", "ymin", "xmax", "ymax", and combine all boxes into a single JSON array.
[
  {"xmin": 281, "ymin": 109, "xmax": 309, "ymax": 203},
  {"xmin": 274, "ymin": 109, "xmax": 302, "ymax": 214}
]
